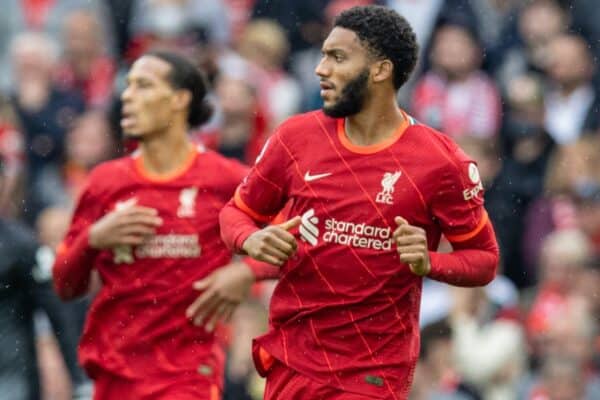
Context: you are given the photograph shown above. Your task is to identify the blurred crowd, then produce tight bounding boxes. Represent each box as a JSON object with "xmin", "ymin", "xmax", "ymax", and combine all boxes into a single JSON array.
[{"xmin": 0, "ymin": 0, "xmax": 599, "ymax": 399}]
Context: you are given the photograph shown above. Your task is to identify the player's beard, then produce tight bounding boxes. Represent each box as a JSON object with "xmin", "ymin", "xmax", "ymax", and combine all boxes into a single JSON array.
[{"xmin": 323, "ymin": 69, "xmax": 369, "ymax": 118}]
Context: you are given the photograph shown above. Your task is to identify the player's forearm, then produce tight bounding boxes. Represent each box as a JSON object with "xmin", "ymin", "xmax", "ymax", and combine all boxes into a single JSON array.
[
  {"xmin": 243, "ymin": 256, "xmax": 280, "ymax": 280},
  {"xmin": 219, "ymin": 201, "xmax": 260, "ymax": 253},
  {"xmin": 428, "ymin": 222, "xmax": 499, "ymax": 287},
  {"xmin": 52, "ymin": 229, "xmax": 97, "ymax": 300}
]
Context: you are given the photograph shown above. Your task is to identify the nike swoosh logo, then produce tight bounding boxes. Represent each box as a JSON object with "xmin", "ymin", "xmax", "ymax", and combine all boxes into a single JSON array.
[{"xmin": 304, "ymin": 171, "xmax": 332, "ymax": 182}]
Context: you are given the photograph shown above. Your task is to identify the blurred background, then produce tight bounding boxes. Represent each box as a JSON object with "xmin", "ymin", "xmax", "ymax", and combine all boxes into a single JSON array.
[{"xmin": 0, "ymin": 0, "xmax": 599, "ymax": 399}]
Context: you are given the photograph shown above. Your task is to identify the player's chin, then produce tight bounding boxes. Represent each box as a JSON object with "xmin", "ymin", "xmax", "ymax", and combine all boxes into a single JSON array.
[
  {"xmin": 320, "ymin": 90, "xmax": 336, "ymax": 103},
  {"xmin": 322, "ymin": 101, "xmax": 342, "ymax": 117},
  {"xmin": 321, "ymin": 97, "xmax": 338, "ymax": 112},
  {"xmin": 122, "ymin": 128, "xmax": 144, "ymax": 140}
]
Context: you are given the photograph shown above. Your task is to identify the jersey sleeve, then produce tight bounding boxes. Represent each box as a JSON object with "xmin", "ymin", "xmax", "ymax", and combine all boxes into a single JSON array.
[
  {"xmin": 430, "ymin": 147, "xmax": 489, "ymax": 244},
  {"xmin": 234, "ymin": 131, "xmax": 291, "ymax": 223},
  {"xmin": 52, "ymin": 173, "xmax": 104, "ymax": 299}
]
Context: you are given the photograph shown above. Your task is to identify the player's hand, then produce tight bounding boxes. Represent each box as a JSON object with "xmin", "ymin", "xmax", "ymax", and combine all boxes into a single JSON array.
[
  {"xmin": 242, "ymin": 216, "xmax": 301, "ymax": 266},
  {"xmin": 88, "ymin": 200, "xmax": 162, "ymax": 249},
  {"xmin": 393, "ymin": 216, "xmax": 431, "ymax": 276},
  {"xmin": 186, "ymin": 261, "xmax": 255, "ymax": 332}
]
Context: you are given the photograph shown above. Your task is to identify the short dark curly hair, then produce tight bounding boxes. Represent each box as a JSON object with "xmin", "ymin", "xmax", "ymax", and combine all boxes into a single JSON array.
[
  {"xmin": 144, "ymin": 50, "xmax": 213, "ymax": 128},
  {"xmin": 334, "ymin": 5, "xmax": 419, "ymax": 90}
]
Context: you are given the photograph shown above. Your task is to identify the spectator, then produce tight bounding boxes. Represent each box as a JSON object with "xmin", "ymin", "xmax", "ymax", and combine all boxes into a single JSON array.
[
  {"xmin": 450, "ymin": 287, "xmax": 526, "ymax": 400},
  {"xmin": 570, "ymin": 0, "xmax": 600, "ymax": 80},
  {"xmin": 195, "ymin": 74, "xmax": 267, "ymax": 164},
  {"xmin": 526, "ymin": 229, "xmax": 592, "ymax": 350},
  {"xmin": 411, "ymin": 319, "xmax": 482, "ymax": 400},
  {"xmin": 236, "ymin": 19, "xmax": 302, "ymax": 127},
  {"xmin": 485, "ymin": 73, "xmax": 554, "ymax": 287},
  {"xmin": 128, "ymin": 0, "xmax": 230, "ymax": 56},
  {"xmin": 576, "ymin": 189, "xmax": 600, "ymax": 256},
  {"xmin": 543, "ymin": 33, "xmax": 599, "ymax": 144},
  {"xmin": 387, "ymin": 0, "xmax": 478, "ymax": 56},
  {"xmin": 252, "ymin": 0, "xmax": 335, "ymax": 54},
  {"xmin": 28, "ymin": 110, "xmax": 116, "ymax": 221},
  {"xmin": 104, "ymin": 0, "xmax": 136, "ymax": 59},
  {"xmin": 10, "ymin": 32, "xmax": 85, "ymax": 182},
  {"xmin": 468, "ymin": 0, "xmax": 520, "ymax": 56},
  {"xmin": 523, "ymin": 135, "xmax": 600, "ymax": 278},
  {"xmin": 523, "ymin": 300, "xmax": 600, "ymax": 400},
  {"xmin": 575, "ymin": 257, "xmax": 600, "ymax": 337},
  {"xmin": 56, "ymin": 10, "xmax": 116, "ymax": 108},
  {"xmin": 0, "ymin": 1, "xmax": 114, "ymax": 92},
  {"xmin": 0, "ymin": 155, "xmax": 88, "ymax": 400},
  {"xmin": 526, "ymin": 356, "xmax": 592, "ymax": 400},
  {"xmin": 0, "ymin": 93, "xmax": 25, "ymax": 217},
  {"xmin": 412, "ymin": 21, "xmax": 501, "ymax": 139},
  {"xmin": 36, "ymin": 205, "xmax": 93, "ymax": 400},
  {"xmin": 386, "ymin": 0, "xmax": 478, "ymax": 104},
  {"xmin": 493, "ymin": 0, "xmax": 569, "ymax": 90}
]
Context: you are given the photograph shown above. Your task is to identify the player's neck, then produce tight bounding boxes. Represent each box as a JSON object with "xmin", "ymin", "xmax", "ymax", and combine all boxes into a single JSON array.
[
  {"xmin": 344, "ymin": 96, "xmax": 404, "ymax": 146},
  {"xmin": 139, "ymin": 126, "xmax": 194, "ymax": 176}
]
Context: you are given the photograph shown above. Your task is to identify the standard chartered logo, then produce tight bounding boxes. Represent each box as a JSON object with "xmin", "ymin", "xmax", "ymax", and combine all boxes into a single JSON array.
[
  {"xmin": 299, "ymin": 209, "xmax": 393, "ymax": 250},
  {"xmin": 135, "ymin": 234, "xmax": 201, "ymax": 258},
  {"xmin": 300, "ymin": 209, "xmax": 319, "ymax": 246}
]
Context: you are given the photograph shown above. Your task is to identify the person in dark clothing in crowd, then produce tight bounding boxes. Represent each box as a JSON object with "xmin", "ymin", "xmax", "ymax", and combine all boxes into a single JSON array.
[
  {"xmin": 0, "ymin": 155, "xmax": 90, "ymax": 399},
  {"xmin": 485, "ymin": 74, "xmax": 555, "ymax": 288}
]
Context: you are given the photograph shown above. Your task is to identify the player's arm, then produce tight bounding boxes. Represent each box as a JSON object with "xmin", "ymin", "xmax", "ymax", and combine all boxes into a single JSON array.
[
  {"xmin": 221, "ymin": 199, "xmax": 300, "ymax": 265},
  {"xmin": 184, "ymin": 156, "xmax": 282, "ymax": 331},
  {"xmin": 428, "ymin": 216, "xmax": 498, "ymax": 286},
  {"xmin": 52, "ymin": 183, "xmax": 102, "ymax": 300},
  {"xmin": 243, "ymin": 255, "xmax": 280, "ymax": 280},
  {"xmin": 185, "ymin": 256, "xmax": 280, "ymax": 332},
  {"xmin": 53, "ymin": 186, "xmax": 162, "ymax": 300},
  {"xmin": 191, "ymin": 207, "xmax": 286, "ymax": 330},
  {"xmin": 394, "ymin": 151, "xmax": 499, "ymax": 287},
  {"xmin": 219, "ymin": 133, "xmax": 300, "ymax": 266},
  {"xmin": 208, "ymin": 154, "xmax": 290, "ymax": 278},
  {"xmin": 394, "ymin": 216, "xmax": 498, "ymax": 286}
]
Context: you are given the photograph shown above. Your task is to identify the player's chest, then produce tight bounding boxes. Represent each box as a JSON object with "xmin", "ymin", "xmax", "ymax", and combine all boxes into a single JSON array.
[
  {"xmin": 289, "ymin": 153, "xmax": 429, "ymax": 221},
  {"xmin": 106, "ymin": 183, "xmax": 224, "ymax": 233}
]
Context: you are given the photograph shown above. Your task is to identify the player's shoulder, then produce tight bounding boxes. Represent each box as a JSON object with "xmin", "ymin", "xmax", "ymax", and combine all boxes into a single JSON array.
[
  {"xmin": 86, "ymin": 155, "xmax": 134, "ymax": 186},
  {"xmin": 278, "ymin": 110, "xmax": 325, "ymax": 130},
  {"xmin": 272, "ymin": 110, "xmax": 335, "ymax": 152},
  {"xmin": 276, "ymin": 110, "xmax": 333, "ymax": 138},
  {"xmin": 405, "ymin": 120, "xmax": 472, "ymax": 166},
  {"xmin": 406, "ymin": 121, "xmax": 458, "ymax": 153}
]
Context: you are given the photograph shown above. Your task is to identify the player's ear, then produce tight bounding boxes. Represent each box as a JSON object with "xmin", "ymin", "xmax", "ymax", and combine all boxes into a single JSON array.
[
  {"xmin": 173, "ymin": 89, "xmax": 192, "ymax": 112},
  {"xmin": 371, "ymin": 59, "xmax": 393, "ymax": 84}
]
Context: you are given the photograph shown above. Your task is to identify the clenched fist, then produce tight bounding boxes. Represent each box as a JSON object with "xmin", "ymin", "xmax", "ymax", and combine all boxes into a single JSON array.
[{"xmin": 393, "ymin": 216, "xmax": 431, "ymax": 276}]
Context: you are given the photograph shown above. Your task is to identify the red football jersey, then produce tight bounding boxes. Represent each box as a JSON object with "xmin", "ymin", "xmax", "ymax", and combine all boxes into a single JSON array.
[
  {"xmin": 55, "ymin": 145, "xmax": 247, "ymax": 396},
  {"xmin": 233, "ymin": 110, "xmax": 490, "ymax": 399}
]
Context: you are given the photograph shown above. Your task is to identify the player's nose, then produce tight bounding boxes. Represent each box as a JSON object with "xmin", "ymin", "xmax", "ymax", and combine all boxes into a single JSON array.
[
  {"xmin": 121, "ymin": 85, "xmax": 134, "ymax": 102},
  {"xmin": 315, "ymin": 58, "xmax": 331, "ymax": 78}
]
